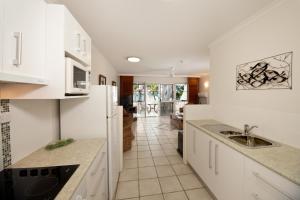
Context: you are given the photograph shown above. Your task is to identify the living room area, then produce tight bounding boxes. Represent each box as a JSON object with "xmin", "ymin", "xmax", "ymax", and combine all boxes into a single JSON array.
[
  {"xmin": 119, "ymin": 75, "xmax": 210, "ymax": 152},
  {"xmin": 120, "ymin": 75, "xmax": 210, "ymax": 118}
]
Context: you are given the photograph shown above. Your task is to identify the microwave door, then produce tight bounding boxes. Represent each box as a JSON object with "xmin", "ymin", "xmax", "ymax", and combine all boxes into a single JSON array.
[
  {"xmin": 65, "ymin": 58, "xmax": 90, "ymax": 95},
  {"xmin": 73, "ymin": 66, "xmax": 87, "ymax": 89}
]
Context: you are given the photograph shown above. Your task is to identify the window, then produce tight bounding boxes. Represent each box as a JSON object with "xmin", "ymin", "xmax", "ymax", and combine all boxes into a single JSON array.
[
  {"xmin": 133, "ymin": 83, "xmax": 145, "ymax": 102},
  {"xmin": 160, "ymin": 84, "xmax": 173, "ymax": 102},
  {"xmin": 175, "ymin": 84, "xmax": 188, "ymax": 101}
]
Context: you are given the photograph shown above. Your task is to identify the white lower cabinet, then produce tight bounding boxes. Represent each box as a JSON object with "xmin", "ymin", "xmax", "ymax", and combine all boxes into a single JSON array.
[
  {"xmin": 244, "ymin": 158, "xmax": 300, "ymax": 200},
  {"xmin": 72, "ymin": 142, "xmax": 108, "ymax": 200},
  {"xmin": 72, "ymin": 177, "xmax": 88, "ymax": 200},
  {"xmin": 186, "ymin": 124, "xmax": 300, "ymax": 200},
  {"xmin": 213, "ymin": 139, "xmax": 244, "ymax": 200},
  {"xmin": 187, "ymin": 124, "xmax": 243, "ymax": 200}
]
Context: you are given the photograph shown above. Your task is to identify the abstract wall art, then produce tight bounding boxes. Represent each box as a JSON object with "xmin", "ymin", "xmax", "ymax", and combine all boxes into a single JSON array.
[{"xmin": 236, "ymin": 52, "xmax": 292, "ymax": 90}]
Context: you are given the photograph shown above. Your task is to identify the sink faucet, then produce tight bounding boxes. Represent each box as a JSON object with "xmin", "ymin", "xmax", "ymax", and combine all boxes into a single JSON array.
[{"xmin": 244, "ymin": 124, "xmax": 258, "ymax": 135}]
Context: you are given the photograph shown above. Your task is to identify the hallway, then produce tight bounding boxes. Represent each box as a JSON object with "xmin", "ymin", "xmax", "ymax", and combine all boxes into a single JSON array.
[{"xmin": 116, "ymin": 116, "xmax": 213, "ymax": 200}]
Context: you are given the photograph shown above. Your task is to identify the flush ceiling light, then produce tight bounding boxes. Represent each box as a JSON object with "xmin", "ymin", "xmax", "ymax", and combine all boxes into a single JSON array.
[{"xmin": 127, "ymin": 57, "xmax": 141, "ymax": 63}]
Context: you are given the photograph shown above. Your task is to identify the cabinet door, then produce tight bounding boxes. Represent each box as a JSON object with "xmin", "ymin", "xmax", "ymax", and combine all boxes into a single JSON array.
[
  {"xmin": 244, "ymin": 158, "xmax": 300, "ymax": 200},
  {"xmin": 64, "ymin": 8, "xmax": 91, "ymax": 66},
  {"xmin": 80, "ymin": 31, "xmax": 91, "ymax": 66},
  {"xmin": 196, "ymin": 129, "xmax": 216, "ymax": 192},
  {"xmin": 64, "ymin": 8, "xmax": 82, "ymax": 61},
  {"xmin": 186, "ymin": 124, "xmax": 198, "ymax": 170},
  {"xmin": 2, "ymin": 0, "xmax": 46, "ymax": 80},
  {"xmin": 213, "ymin": 139, "xmax": 244, "ymax": 200}
]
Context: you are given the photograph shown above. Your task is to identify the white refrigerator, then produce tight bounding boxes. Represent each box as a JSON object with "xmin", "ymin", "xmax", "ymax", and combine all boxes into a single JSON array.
[{"xmin": 60, "ymin": 85, "xmax": 121, "ymax": 200}]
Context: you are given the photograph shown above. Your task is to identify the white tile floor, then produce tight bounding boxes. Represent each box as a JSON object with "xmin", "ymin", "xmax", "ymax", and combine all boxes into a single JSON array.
[{"xmin": 116, "ymin": 116, "xmax": 213, "ymax": 200}]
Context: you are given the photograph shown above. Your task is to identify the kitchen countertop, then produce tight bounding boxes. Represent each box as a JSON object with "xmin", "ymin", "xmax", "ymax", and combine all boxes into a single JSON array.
[
  {"xmin": 10, "ymin": 138, "xmax": 107, "ymax": 200},
  {"xmin": 187, "ymin": 119, "xmax": 300, "ymax": 186}
]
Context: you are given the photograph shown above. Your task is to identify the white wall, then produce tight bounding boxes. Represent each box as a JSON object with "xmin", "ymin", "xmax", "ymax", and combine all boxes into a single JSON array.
[
  {"xmin": 91, "ymin": 44, "xmax": 118, "ymax": 86},
  {"xmin": 134, "ymin": 76, "xmax": 187, "ymax": 84},
  {"xmin": 10, "ymin": 100, "xmax": 59, "ymax": 163},
  {"xmin": 209, "ymin": 0, "xmax": 300, "ymax": 148}
]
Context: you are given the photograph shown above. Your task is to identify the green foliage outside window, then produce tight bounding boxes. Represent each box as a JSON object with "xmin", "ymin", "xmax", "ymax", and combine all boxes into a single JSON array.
[{"xmin": 176, "ymin": 84, "xmax": 185, "ymax": 100}]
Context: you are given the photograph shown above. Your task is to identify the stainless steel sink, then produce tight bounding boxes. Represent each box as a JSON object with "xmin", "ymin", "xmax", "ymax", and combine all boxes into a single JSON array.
[
  {"xmin": 219, "ymin": 131, "xmax": 242, "ymax": 136},
  {"xmin": 228, "ymin": 135, "xmax": 278, "ymax": 148},
  {"xmin": 201, "ymin": 124, "xmax": 280, "ymax": 149}
]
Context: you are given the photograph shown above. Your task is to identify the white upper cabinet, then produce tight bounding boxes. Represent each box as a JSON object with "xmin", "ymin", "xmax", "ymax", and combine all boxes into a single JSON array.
[
  {"xmin": 64, "ymin": 8, "xmax": 91, "ymax": 66},
  {"xmin": 0, "ymin": 0, "xmax": 47, "ymax": 84},
  {"xmin": 0, "ymin": 3, "xmax": 92, "ymax": 99}
]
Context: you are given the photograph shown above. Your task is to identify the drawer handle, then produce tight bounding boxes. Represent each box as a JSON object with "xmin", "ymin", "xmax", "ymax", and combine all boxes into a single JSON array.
[
  {"xmin": 13, "ymin": 32, "xmax": 22, "ymax": 66},
  {"xmin": 90, "ymin": 168, "xmax": 106, "ymax": 197},
  {"xmin": 209, "ymin": 140, "xmax": 212, "ymax": 169},
  {"xmin": 91, "ymin": 152, "xmax": 106, "ymax": 176},
  {"xmin": 252, "ymin": 172, "xmax": 293, "ymax": 200},
  {"xmin": 251, "ymin": 193, "xmax": 262, "ymax": 200}
]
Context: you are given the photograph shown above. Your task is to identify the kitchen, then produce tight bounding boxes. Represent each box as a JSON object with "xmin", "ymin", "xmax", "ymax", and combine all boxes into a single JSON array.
[{"xmin": 1, "ymin": 0, "xmax": 300, "ymax": 200}]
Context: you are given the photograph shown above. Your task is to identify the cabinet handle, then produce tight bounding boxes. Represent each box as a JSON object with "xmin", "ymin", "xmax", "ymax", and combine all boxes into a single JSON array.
[
  {"xmin": 251, "ymin": 193, "xmax": 262, "ymax": 200},
  {"xmin": 215, "ymin": 144, "xmax": 218, "ymax": 175},
  {"xmin": 193, "ymin": 131, "xmax": 196, "ymax": 154},
  {"xmin": 13, "ymin": 32, "xmax": 22, "ymax": 66},
  {"xmin": 75, "ymin": 33, "xmax": 81, "ymax": 52},
  {"xmin": 252, "ymin": 172, "xmax": 293, "ymax": 200},
  {"xmin": 82, "ymin": 39, "xmax": 87, "ymax": 56},
  {"xmin": 209, "ymin": 140, "xmax": 212, "ymax": 169}
]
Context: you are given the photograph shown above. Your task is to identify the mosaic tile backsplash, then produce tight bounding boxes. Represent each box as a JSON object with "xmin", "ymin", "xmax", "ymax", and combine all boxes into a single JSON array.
[
  {"xmin": 1, "ymin": 99, "xmax": 10, "ymax": 113},
  {"xmin": 0, "ymin": 99, "xmax": 11, "ymax": 168}
]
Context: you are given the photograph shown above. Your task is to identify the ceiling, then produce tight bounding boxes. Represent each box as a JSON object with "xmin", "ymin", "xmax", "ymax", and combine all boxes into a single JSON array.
[{"xmin": 56, "ymin": 0, "xmax": 275, "ymax": 76}]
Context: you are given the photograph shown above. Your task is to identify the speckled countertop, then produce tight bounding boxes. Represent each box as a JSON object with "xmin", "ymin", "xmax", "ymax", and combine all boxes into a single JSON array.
[
  {"xmin": 187, "ymin": 119, "xmax": 300, "ymax": 186},
  {"xmin": 10, "ymin": 138, "xmax": 107, "ymax": 200}
]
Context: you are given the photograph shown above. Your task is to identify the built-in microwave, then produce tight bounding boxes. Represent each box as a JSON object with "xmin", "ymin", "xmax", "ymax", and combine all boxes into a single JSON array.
[{"xmin": 65, "ymin": 57, "xmax": 90, "ymax": 95}]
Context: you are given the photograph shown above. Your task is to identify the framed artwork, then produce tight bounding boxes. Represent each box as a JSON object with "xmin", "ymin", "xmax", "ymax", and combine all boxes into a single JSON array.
[
  {"xmin": 236, "ymin": 52, "xmax": 292, "ymax": 90},
  {"xmin": 112, "ymin": 81, "xmax": 117, "ymax": 86},
  {"xmin": 99, "ymin": 75, "xmax": 107, "ymax": 85}
]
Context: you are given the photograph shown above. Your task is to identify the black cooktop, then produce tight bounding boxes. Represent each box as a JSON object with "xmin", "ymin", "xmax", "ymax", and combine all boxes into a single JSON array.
[{"xmin": 0, "ymin": 164, "xmax": 79, "ymax": 200}]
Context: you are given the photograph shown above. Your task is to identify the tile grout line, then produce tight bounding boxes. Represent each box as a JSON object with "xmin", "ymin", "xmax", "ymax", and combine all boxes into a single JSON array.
[{"xmin": 118, "ymin": 117, "xmax": 211, "ymax": 200}]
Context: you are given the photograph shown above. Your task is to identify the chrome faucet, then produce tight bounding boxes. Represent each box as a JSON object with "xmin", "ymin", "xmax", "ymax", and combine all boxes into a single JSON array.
[{"xmin": 244, "ymin": 124, "xmax": 258, "ymax": 135}]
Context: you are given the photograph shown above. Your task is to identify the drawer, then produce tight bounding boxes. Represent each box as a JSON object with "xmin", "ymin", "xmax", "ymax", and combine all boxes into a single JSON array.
[
  {"xmin": 89, "ymin": 144, "xmax": 107, "ymax": 178},
  {"xmin": 91, "ymin": 170, "xmax": 108, "ymax": 200},
  {"xmin": 86, "ymin": 144, "xmax": 107, "ymax": 199},
  {"xmin": 71, "ymin": 176, "xmax": 88, "ymax": 200},
  {"xmin": 244, "ymin": 158, "xmax": 300, "ymax": 200}
]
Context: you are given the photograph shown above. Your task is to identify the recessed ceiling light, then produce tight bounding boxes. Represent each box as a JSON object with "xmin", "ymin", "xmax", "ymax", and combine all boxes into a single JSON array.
[{"xmin": 127, "ymin": 57, "xmax": 141, "ymax": 63}]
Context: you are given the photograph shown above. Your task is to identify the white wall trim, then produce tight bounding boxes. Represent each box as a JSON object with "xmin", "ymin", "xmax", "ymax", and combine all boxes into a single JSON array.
[{"xmin": 208, "ymin": 0, "xmax": 287, "ymax": 49}]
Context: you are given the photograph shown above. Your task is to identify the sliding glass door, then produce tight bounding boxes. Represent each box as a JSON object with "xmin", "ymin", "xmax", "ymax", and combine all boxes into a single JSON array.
[
  {"xmin": 146, "ymin": 83, "xmax": 160, "ymax": 117},
  {"xmin": 133, "ymin": 83, "xmax": 146, "ymax": 117},
  {"xmin": 133, "ymin": 82, "xmax": 188, "ymax": 117},
  {"xmin": 160, "ymin": 84, "xmax": 173, "ymax": 116}
]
